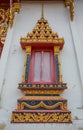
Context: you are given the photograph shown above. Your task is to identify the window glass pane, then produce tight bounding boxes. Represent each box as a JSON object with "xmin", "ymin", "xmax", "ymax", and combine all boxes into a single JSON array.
[
  {"xmin": 42, "ymin": 52, "xmax": 51, "ymax": 82},
  {"xmin": 33, "ymin": 52, "xmax": 41, "ymax": 82}
]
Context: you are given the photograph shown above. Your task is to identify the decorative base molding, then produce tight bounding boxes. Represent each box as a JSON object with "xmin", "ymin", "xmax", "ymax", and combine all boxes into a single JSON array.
[
  {"xmin": 11, "ymin": 110, "xmax": 72, "ymax": 123},
  {"xmin": 18, "ymin": 83, "xmax": 67, "ymax": 95},
  {"xmin": 17, "ymin": 96, "xmax": 67, "ymax": 110},
  {"xmin": 18, "ymin": 83, "xmax": 67, "ymax": 89}
]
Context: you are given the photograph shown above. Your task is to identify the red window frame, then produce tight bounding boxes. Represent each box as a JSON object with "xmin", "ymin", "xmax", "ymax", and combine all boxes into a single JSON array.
[{"xmin": 28, "ymin": 48, "xmax": 56, "ymax": 84}]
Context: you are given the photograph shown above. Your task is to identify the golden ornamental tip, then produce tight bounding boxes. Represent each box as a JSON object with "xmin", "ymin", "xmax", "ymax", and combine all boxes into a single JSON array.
[{"xmin": 41, "ymin": 3, "xmax": 44, "ymax": 19}]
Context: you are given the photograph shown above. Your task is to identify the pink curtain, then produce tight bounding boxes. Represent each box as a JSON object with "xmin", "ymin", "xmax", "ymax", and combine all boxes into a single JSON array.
[
  {"xmin": 42, "ymin": 52, "xmax": 51, "ymax": 82},
  {"xmin": 34, "ymin": 52, "xmax": 41, "ymax": 82},
  {"xmin": 33, "ymin": 51, "xmax": 51, "ymax": 82}
]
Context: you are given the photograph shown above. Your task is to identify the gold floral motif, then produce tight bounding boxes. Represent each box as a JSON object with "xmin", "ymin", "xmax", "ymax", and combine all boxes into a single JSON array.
[
  {"xmin": 0, "ymin": 9, "xmax": 5, "ymax": 24},
  {"xmin": 13, "ymin": 2, "xmax": 20, "ymax": 13},
  {"xmin": 19, "ymin": 96, "xmax": 65, "ymax": 100},
  {"xmin": 0, "ymin": 8, "xmax": 9, "ymax": 47},
  {"xmin": 23, "ymin": 89, "xmax": 63, "ymax": 95},
  {"xmin": 0, "ymin": 8, "xmax": 10, "ymax": 29},
  {"xmin": 19, "ymin": 101, "xmax": 67, "ymax": 110},
  {"xmin": 0, "ymin": 26, "xmax": 8, "ymax": 36},
  {"xmin": 54, "ymin": 46, "xmax": 60, "ymax": 54},
  {"xmin": 25, "ymin": 46, "xmax": 31, "ymax": 55},
  {"xmin": 11, "ymin": 112, "xmax": 72, "ymax": 123},
  {"xmin": 0, "ymin": 4, "xmax": 20, "ymax": 54}
]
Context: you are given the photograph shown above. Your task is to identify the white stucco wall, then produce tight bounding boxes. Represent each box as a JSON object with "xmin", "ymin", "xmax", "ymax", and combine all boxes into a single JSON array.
[{"xmin": 0, "ymin": 1, "xmax": 83, "ymax": 130}]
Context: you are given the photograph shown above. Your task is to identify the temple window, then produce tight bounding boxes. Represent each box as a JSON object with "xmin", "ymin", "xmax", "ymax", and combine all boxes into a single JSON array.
[{"xmin": 28, "ymin": 49, "xmax": 55, "ymax": 84}]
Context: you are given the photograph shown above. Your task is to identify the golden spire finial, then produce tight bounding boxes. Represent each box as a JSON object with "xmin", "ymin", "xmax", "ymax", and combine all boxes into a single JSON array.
[{"xmin": 41, "ymin": 3, "xmax": 44, "ymax": 19}]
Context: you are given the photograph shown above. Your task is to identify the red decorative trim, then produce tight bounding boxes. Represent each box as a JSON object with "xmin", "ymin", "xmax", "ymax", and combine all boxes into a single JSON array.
[
  {"xmin": 20, "ymin": 42, "xmax": 64, "ymax": 50},
  {"xmin": 13, "ymin": 110, "xmax": 71, "ymax": 113},
  {"xmin": 0, "ymin": 41, "xmax": 4, "ymax": 47},
  {"xmin": 0, "ymin": 41, "xmax": 4, "ymax": 56}
]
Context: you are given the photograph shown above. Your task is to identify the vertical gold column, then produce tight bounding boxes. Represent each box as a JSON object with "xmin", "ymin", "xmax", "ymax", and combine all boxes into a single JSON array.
[
  {"xmin": 21, "ymin": 54, "xmax": 27, "ymax": 83},
  {"xmin": 21, "ymin": 46, "xmax": 31, "ymax": 83},
  {"xmin": 54, "ymin": 46, "xmax": 63, "ymax": 83}
]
